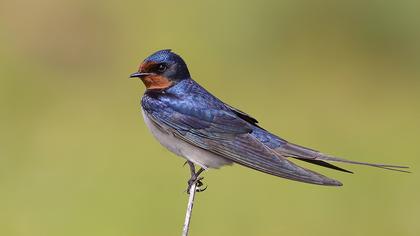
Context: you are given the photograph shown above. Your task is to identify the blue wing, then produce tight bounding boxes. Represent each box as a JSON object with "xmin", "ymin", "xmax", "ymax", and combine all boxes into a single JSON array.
[
  {"xmin": 224, "ymin": 104, "xmax": 409, "ymax": 173},
  {"xmin": 223, "ymin": 99, "xmax": 409, "ymax": 173},
  {"xmin": 142, "ymin": 80, "xmax": 343, "ymax": 186}
]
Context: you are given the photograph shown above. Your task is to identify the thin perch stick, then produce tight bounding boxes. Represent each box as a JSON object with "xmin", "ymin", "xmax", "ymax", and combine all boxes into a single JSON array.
[{"xmin": 181, "ymin": 181, "xmax": 198, "ymax": 236}]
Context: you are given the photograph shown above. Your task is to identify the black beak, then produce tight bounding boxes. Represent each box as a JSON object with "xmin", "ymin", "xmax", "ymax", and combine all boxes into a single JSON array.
[{"xmin": 129, "ymin": 72, "xmax": 151, "ymax": 78}]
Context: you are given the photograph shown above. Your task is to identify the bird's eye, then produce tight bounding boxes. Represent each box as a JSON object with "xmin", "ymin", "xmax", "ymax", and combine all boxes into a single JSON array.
[{"xmin": 156, "ymin": 64, "xmax": 167, "ymax": 73}]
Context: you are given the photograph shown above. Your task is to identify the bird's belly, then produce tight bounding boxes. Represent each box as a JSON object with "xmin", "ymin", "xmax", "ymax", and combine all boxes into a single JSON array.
[{"xmin": 141, "ymin": 108, "xmax": 232, "ymax": 169}]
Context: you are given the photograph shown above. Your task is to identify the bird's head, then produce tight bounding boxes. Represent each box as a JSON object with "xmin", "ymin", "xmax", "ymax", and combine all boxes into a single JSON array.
[{"xmin": 130, "ymin": 49, "xmax": 190, "ymax": 90}]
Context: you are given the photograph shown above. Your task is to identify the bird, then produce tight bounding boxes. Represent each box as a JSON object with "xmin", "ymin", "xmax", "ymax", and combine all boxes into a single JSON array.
[{"xmin": 130, "ymin": 49, "xmax": 409, "ymax": 192}]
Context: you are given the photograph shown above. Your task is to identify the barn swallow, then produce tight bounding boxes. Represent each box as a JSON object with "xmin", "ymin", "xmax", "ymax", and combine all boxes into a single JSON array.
[{"xmin": 130, "ymin": 49, "xmax": 409, "ymax": 192}]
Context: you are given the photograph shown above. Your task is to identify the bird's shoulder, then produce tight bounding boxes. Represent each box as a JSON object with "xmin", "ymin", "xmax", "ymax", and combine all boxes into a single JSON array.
[
  {"xmin": 141, "ymin": 79, "xmax": 255, "ymax": 134},
  {"xmin": 142, "ymin": 79, "xmax": 227, "ymax": 114},
  {"xmin": 141, "ymin": 79, "xmax": 289, "ymax": 150}
]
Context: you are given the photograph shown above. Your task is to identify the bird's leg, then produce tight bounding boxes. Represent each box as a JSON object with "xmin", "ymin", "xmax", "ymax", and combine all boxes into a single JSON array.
[{"xmin": 186, "ymin": 161, "xmax": 207, "ymax": 193}]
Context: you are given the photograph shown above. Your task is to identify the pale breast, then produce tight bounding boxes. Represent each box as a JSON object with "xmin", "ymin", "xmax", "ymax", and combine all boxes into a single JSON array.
[{"xmin": 141, "ymin": 108, "xmax": 233, "ymax": 169}]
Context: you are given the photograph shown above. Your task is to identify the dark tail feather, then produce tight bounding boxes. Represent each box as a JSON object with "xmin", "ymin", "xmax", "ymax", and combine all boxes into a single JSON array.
[
  {"xmin": 317, "ymin": 155, "xmax": 410, "ymax": 173},
  {"xmin": 296, "ymin": 159, "xmax": 354, "ymax": 174},
  {"xmin": 375, "ymin": 166, "xmax": 411, "ymax": 173},
  {"xmin": 275, "ymin": 142, "xmax": 410, "ymax": 173}
]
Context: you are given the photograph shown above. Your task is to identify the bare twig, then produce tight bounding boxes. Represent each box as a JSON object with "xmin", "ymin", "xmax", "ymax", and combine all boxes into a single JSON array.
[{"xmin": 181, "ymin": 181, "xmax": 197, "ymax": 236}]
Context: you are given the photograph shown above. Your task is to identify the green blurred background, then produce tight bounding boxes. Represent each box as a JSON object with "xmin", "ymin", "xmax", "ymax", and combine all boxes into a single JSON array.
[{"xmin": 1, "ymin": 0, "xmax": 419, "ymax": 235}]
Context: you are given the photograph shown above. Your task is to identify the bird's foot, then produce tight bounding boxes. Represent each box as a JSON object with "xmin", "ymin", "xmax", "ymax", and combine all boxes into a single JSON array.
[
  {"xmin": 185, "ymin": 161, "xmax": 207, "ymax": 194},
  {"xmin": 186, "ymin": 176, "xmax": 207, "ymax": 193}
]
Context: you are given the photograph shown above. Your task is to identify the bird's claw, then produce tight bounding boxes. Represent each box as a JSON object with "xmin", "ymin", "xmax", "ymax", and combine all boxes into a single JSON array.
[
  {"xmin": 186, "ymin": 176, "xmax": 207, "ymax": 193},
  {"xmin": 196, "ymin": 184, "xmax": 207, "ymax": 192}
]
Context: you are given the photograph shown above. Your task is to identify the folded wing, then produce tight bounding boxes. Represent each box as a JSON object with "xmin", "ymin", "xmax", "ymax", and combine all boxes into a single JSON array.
[
  {"xmin": 223, "ymin": 102, "xmax": 409, "ymax": 173},
  {"xmin": 146, "ymin": 104, "xmax": 342, "ymax": 186}
]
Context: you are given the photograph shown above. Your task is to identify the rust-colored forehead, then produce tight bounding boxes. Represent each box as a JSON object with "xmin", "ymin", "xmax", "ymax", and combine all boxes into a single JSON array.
[{"xmin": 139, "ymin": 61, "xmax": 157, "ymax": 72}]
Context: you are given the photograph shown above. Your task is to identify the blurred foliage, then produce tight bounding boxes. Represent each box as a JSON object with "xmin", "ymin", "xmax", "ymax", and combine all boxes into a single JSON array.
[{"xmin": 0, "ymin": 0, "xmax": 419, "ymax": 236}]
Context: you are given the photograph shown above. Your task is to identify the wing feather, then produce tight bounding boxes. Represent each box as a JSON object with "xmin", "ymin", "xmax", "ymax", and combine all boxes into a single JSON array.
[{"xmin": 145, "ymin": 108, "xmax": 342, "ymax": 186}]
